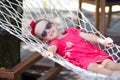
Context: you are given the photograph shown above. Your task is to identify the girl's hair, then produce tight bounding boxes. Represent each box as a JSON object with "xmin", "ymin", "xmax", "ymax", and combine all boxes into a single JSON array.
[
  {"xmin": 33, "ymin": 19, "xmax": 53, "ymax": 41},
  {"xmin": 35, "ymin": 19, "xmax": 53, "ymax": 28}
]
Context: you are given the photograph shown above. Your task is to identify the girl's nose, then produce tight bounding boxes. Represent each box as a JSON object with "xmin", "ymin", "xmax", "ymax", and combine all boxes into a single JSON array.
[{"xmin": 45, "ymin": 29, "xmax": 50, "ymax": 34}]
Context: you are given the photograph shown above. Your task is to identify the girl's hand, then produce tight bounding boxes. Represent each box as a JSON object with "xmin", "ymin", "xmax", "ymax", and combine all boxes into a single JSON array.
[
  {"xmin": 43, "ymin": 51, "xmax": 54, "ymax": 58},
  {"xmin": 102, "ymin": 37, "xmax": 113, "ymax": 47}
]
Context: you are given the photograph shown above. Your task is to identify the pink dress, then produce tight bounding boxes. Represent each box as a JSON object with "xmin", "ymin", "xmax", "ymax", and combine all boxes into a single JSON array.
[{"xmin": 50, "ymin": 28, "xmax": 112, "ymax": 70}]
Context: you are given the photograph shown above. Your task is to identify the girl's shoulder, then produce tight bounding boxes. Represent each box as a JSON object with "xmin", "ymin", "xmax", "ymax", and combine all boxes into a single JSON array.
[
  {"xmin": 66, "ymin": 27, "xmax": 82, "ymax": 33},
  {"xmin": 50, "ymin": 39, "xmax": 61, "ymax": 46},
  {"xmin": 67, "ymin": 27, "xmax": 76, "ymax": 30}
]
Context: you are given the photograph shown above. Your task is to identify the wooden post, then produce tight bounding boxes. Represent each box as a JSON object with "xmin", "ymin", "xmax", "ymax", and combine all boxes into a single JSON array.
[
  {"xmin": 95, "ymin": 0, "xmax": 100, "ymax": 30},
  {"xmin": 99, "ymin": 0, "xmax": 106, "ymax": 35}
]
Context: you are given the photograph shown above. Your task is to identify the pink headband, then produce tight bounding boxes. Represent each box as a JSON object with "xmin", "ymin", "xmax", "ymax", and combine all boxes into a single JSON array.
[
  {"xmin": 30, "ymin": 19, "xmax": 46, "ymax": 35},
  {"xmin": 30, "ymin": 20, "xmax": 35, "ymax": 35}
]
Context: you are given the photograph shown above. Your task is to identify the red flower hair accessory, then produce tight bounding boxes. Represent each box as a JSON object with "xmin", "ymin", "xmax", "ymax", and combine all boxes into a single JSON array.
[{"xmin": 30, "ymin": 20, "xmax": 35, "ymax": 35}]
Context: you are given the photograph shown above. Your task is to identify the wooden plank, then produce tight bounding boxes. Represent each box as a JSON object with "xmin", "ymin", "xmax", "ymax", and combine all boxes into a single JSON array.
[
  {"xmin": 0, "ymin": 69, "xmax": 14, "ymax": 79},
  {"xmin": 37, "ymin": 65, "xmax": 62, "ymax": 80},
  {"xmin": 0, "ymin": 52, "xmax": 42, "ymax": 79}
]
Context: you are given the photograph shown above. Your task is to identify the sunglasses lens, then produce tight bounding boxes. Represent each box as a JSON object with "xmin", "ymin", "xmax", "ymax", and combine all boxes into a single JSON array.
[
  {"xmin": 41, "ymin": 23, "xmax": 52, "ymax": 37},
  {"xmin": 41, "ymin": 31, "xmax": 47, "ymax": 37},
  {"xmin": 46, "ymin": 23, "xmax": 51, "ymax": 29}
]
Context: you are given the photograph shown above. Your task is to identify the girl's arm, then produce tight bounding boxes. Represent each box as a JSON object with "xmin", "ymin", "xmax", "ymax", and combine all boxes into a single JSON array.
[
  {"xmin": 48, "ymin": 45, "xmax": 57, "ymax": 54},
  {"xmin": 80, "ymin": 32, "xmax": 113, "ymax": 47},
  {"xmin": 43, "ymin": 45, "xmax": 57, "ymax": 58}
]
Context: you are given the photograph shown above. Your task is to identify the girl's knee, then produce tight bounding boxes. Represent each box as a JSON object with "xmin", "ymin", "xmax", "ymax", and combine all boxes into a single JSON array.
[
  {"xmin": 101, "ymin": 59, "xmax": 112, "ymax": 68},
  {"xmin": 87, "ymin": 63, "xmax": 102, "ymax": 73},
  {"xmin": 87, "ymin": 63, "xmax": 113, "ymax": 76}
]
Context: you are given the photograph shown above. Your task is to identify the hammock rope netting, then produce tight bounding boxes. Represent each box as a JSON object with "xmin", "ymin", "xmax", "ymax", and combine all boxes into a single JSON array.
[{"xmin": 0, "ymin": 0, "xmax": 120, "ymax": 80}]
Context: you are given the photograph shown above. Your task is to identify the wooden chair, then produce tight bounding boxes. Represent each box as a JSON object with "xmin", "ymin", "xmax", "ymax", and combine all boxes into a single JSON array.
[
  {"xmin": 0, "ymin": 52, "xmax": 62, "ymax": 80},
  {"xmin": 79, "ymin": 0, "xmax": 120, "ymax": 35}
]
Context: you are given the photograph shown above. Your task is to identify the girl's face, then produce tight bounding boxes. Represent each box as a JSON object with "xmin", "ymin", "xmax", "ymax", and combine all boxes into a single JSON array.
[{"xmin": 35, "ymin": 20, "xmax": 59, "ymax": 42}]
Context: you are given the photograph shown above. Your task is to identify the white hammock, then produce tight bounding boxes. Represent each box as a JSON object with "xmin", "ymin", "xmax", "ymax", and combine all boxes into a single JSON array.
[{"xmin": 0, "ymin": 0, "xmax": 120, "ymax": 80}]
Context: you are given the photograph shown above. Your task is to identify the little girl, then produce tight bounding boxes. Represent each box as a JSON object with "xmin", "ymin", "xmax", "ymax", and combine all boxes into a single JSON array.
[{"xmin": 30, "ymin": 19, "xmax": 120, "ymax": 76}]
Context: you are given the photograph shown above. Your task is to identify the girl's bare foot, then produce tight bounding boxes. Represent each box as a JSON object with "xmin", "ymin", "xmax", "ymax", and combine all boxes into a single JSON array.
[{"xmin": 112, "ymin": 71, "xmax": 120, "ymax": 76}]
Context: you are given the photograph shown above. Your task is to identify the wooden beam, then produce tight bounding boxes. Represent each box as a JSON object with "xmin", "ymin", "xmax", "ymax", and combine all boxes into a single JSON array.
[
  {"xmin": 37, "ymin": 65, "xmax": 62, "ymax": 80},
  {"xmin": 0, "ymin": 52, "xmax": 42, "ymax": 79}
]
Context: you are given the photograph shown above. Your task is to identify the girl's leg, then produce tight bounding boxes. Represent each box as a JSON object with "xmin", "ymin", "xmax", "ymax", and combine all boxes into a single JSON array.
[
  {"xmin": 102, "ymin": 59, "xmax": 120, "ymax": 70},
  {"xmin": 87, "ymin": 62, "xmax": 113, "ymax": 76}
]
